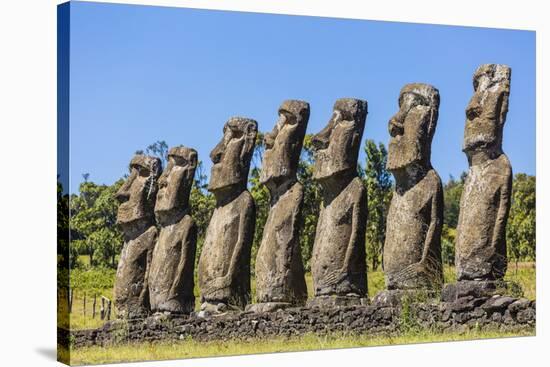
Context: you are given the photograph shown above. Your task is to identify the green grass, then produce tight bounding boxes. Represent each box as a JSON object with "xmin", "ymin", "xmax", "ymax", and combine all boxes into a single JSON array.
[
  {"xmin": 62, "ymin": 328, "xmax": 535, "ymax": 365},
  {"xmin": 61, "ymin": 262, "xmax": 535, "ymax": 330}
]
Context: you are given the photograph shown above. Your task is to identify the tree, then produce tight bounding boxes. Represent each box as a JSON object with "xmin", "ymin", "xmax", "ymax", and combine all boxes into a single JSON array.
[
  {"xmin": 441, "ymin": 173, "xmax": 465, "ymax": 265},
  {"xmin": 441, "ymin": 224, "xmax": 456, "ymax": 266},
  {"xmin": 248, "ymin": 132, "xmax": 270, "ymax": 273},
  {"xmin": 443, "ymin": 174, "xmax": 465, "ymax": 228},
  {"xmin": 145, "ymin": 140, "xmax": 169, "ymax": 168},
  {"xmin": 507, "ymin": 173, "xmax": 536, "ymax": 272},
  {"xmin": 57, "ymin": 180, "xmax": 75, "ymax": 269},
  {"xmin": 363, "ymin": 140, "xmax": 392, "ymax": 271},
  {"xmin": 70, "ymin": 179, "xmax": 124, "ymax": 268}
]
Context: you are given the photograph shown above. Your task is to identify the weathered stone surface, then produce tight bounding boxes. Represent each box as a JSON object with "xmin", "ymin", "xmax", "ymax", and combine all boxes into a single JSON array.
[
  {"xmin": 149, "ymin": 147, "xmax": 198, "ymax": 314},
  {"xmin": 456, "ymin": 64, "xmax": 513, "ymax": 281},
  {"xmin": 508, "ymin": 298, "xmax": 531, "ymax": 314},
  {"xmin": 67, "ymin": 294, "xmax": 535, "ymax": 348},
  {"xmin": 383, "ymin": 83, "xmax": 443, "ymax": 291},
  {"xmin": 441, "ymin": 280, "xmax": 499, "ymax": 302},
  {"xmin": 114, "ymin": 155, "xmax": 162, "ymax": 319},
  {"xmin": 198, "ymin": 117, "xmax": 258, "ymax": 311},
  {"xmin": 309, "ymin": 98, "xmax": 368, "ymax": 306},
  {"xmin": 307, "ymin": 295, "xmax": 368, "ymax": 308},
  {"xmin": 254, "ymin": 100, "xmax": 309, "ymax": 310},
  {"xmin": 481, "ymin": 295, "xmax": 515, "ymax": 312}
]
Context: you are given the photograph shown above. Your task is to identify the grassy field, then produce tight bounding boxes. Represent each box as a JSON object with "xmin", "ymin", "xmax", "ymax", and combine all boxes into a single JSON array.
[
  {"xmin": 61, "ymin": 328, "xmax": 535, "ymax": 365},
  {"xmin": 61, "ymin": 262, "xmax": 535, "ymax": 330}
]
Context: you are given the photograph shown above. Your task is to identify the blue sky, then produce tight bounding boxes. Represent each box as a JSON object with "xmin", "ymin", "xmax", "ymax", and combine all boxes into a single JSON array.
[{"xmin": 64, "ymin": 1, "xmax": 536, "ymax": 194}]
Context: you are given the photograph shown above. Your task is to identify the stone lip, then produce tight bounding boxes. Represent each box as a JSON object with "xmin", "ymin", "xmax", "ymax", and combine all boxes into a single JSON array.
[
  {"xmin": 245, "ymin": 302, "xmax": 294, "ymax": 313},
  {"xmin": 441, "ymin": 280, "xmax": 514, "ymax": 303},
  {"xmin": 65, "ymin": 294, "xmax": 535, "ymax": 348},
  {"xmin": 306, "ymin": 295, "xmax": 369, "ymax": 309},
  {"xmin": 372, "ymin": 289, "xmax": 438, "ymax": 308}
]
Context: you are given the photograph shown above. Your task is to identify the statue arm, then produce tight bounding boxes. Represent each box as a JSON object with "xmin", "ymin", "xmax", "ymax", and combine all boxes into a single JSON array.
[
  {"xmin": 420, "ymin": 187, "xmax": 443, "ymax": 266},
  {"xmin": 222, "ymin": 195, "xmax": 256, "ymax": 288},
  {"xmin": 283, "ymin": 185, "xmax": 304, "ymax": 270},
  {"xmin": 342, "ymin": 186, "xmax": 367, "ymax": 274},
  {"xmin": 168, "ymin": 220, "xmax": 197, "ymax": 299},
  {"xmin": 141, "ymin": 228, "xmax": 157, "ymax": 303},
  {"xmin": 491, "ymin": 173, "xmax": 512, "ymax": 255}
]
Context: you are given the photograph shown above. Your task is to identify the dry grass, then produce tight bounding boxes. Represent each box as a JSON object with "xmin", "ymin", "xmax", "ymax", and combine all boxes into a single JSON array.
[{"xmin": 62, "ymin": 329, "xmax": 535, "ymax": 365}]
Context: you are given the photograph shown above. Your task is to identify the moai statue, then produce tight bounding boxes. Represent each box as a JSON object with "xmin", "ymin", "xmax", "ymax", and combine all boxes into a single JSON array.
[
  {"xmin": 149, "ymin": 147, "xmax": 198, "ymax": 314},
  {"xmin": 197, "ymin": 117, "xmax": 257, "ymax": 313},
  {"xmin": 247, "ymin": 100, "xmax": 310, "ymax": 313},
  {"xmin": 307, "ymin": 98, "xmax": 368, "ymax": 308},
  {"xmin": 443, "ymin": 65, "xmax": 513, "ymax": 301},
  {"xmin": 375, "ymin": 83, "xmax": 443, "ymax": 305},
  {"xmin": 114, "ymin": 155, "xmax": 161, "ymax": 319}
]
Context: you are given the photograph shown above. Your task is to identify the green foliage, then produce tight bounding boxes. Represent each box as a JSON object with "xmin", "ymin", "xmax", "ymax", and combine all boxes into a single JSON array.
[
  {"xmin": 57, "ymin": 180, "xmax": 74, "ymax": 269},
  {"xmin": 189, "ymin": 161, "xmax": 215, "ymax": 262},
  {"xmin": 70, "ymin": 179, "xmax": 124, "ymax": 268},
  {"xmin": 507, "ymin": 173, "xmax": 536, "ymax": 268},
  {"xmin": 70, "ymin": 268, "xmax": 116, "ymax": 296},
  {"xmin": 363, "ymin": 140, "xmax": 392, "ymax": 271},
  {"xmin": 443, "ymin": 174, "xmax": 465, "ymax": 228},
  {"xmin": 249, "ymin": 166, "xmax": 270, "ymax": 273},
  {"xmin": 248, "ymin": 132, "xmax": 270, "ymax": 273},
  {"xmin": 441, "ymin": 224, "xmax": 456, "ymax": 266},
  {"xmin": 297, "ymin": 134, "xmax": 322, "ymax": 271}
]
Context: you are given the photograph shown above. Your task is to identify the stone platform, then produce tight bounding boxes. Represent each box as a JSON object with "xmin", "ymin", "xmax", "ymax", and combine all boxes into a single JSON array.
[{"xmin": 62, "ymin": 294, "xmax": 535, "ymax": 348}]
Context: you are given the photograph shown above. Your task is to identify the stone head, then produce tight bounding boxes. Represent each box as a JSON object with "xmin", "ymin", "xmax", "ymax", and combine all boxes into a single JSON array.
[
  {"xmin": 463, "ymin": 64, "xmax": 511, "ymax": 154},
  {"xmin": 208, "ymin": 117, "xmax": 258, "ymax": 195},
  {"xmin": 260, "ymin": 100, "xmax": 310, "ymax": 189},
  {"xmin": 311, "ymin": 98, "xmax": 367, "ymax": 182},
  {"xmin": 116, "ymin": 154, "xmax": 162, "ymax": 232},
  {"xmin": 154, "ymin": 146, "xmax": 198, "ymax": 223},
  {"xmin": 387, "ymin": 83, "xmax": 440, "ymax": 172}
]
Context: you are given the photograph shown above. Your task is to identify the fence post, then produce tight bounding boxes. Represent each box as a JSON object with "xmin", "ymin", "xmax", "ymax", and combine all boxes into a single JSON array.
[
  {"xmin": 92, "ymin": 295, "xmax": 97, "ymax": 319},
  {"xmin": 68, "ymin": 288, "xmax": 73, "ymax": 314},
  {"xmin": 107, "ymin": 299, "xmax": 112, "ymax": 320},
  {"xmin": 83, "ymin": 293, "xmax": 86, "ymax": 316},
  {"xmin": 100, "ymin": 297, "xmax": 105, "ymax": 320}
]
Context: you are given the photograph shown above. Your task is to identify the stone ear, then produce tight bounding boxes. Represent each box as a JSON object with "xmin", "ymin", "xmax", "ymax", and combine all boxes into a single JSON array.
[
  {"xmin": 497, "ymin": 90, "xmax": 510, "ymax": 126},
  {"xmin": 240, "ymin": 123, "xmax": 257, "ymax": 162},
  {"xmin": 351, "ymin": 131, "xmax": 360, "ymax": 152},
  {"xmin": 426, "ymin": 107, "xmax": 438, "ymax": 141},
  {"xmin": 189, "ymin": 151, "xmax": 198, "ymax": 168}
]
